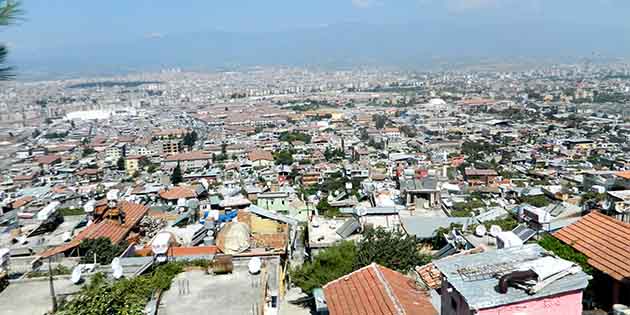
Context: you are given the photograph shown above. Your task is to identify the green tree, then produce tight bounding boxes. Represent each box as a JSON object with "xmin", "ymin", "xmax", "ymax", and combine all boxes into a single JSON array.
[
  {"xmin": 580, "ymin": 192, "xmax": 605, "ymax": 206},
  {"xmin": 171, "ymin": 163, "xmax": 183, "ymax": 185},
  {"xmin": 116, "ymin": 157, "xmax": 125, "ymax": 171},
  {"xmin": 0, "ymin": 1, "xmax": 21, "ymax": 80},
  {"xmin": 83, "ymin": 147, "xmax": 96, "ymax": 157},
  {"xmin": 290, "ymin": 241, "xmax": 357, "ymax": 293},
  {"xmin": 355, "ymin": 227, "xmax": 431, "ymax": 273},
  {"xmin": 521, "ymin": 195, "xmax": 551, "ymax": 207},
  {"xmin": 372, "ymin": 114, "xmax": 387, "ymax": 129},
  {"xmin": 274, "ymin": 150, "xmax": 294, "ymax": 165},
  {"xmin": 78, "ymin": 237, "xmax": 126, "ymax": 265},
  {"xmin": 182, "ymin": 131, "xmax": 198, "ymax": 149},
  {"xmin": 316, "ymin": 198, "xmax": 339, "ymax": 217}
]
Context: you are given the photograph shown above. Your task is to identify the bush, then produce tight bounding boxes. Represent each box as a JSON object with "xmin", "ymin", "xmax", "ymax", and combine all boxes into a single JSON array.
[
  {"xmin": 291, "ymin": 241, "xmax": 357, "ymax": 294},
  {"xmin": 78, "ymin": 238, "xmax": 127, "ymax": 265},
  {"xmin": 521, "ymin": 195, "xmax": 551, "ymax": 207},
  {"xmin": 291, "ymin": 228, "xmax": 432, "ymax": 294},
  {"xmin": 355, "ymin": 227, "xmax": 431, "ymax": 273},
  {"xmin": 58, "ymin": 262, "xmax": 184, "ymax": 315},
  {"xmin": 58, "ymin": 208, "xmax": 84, "ymax": 216},
  {"xmin": 481, "ymin": 217, "xmax": 519, "ymax": 231},
  {"xmin": 316, "ymin": 198, "xmax": 339, "ymax": 218}
]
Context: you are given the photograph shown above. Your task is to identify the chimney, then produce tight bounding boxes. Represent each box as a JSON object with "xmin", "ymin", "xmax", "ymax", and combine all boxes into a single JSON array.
[{"xmin": 105, "ymin": 189, "xmax": 124, "ymax": 224}]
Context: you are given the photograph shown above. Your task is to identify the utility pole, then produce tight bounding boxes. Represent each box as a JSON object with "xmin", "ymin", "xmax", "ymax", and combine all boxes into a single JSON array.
[{"xmin": 48, "ymin": 258, "xmax": 58, "ymax": 313}]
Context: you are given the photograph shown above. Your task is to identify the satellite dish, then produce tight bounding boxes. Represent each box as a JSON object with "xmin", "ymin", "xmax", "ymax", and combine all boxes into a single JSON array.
[
  {"xmin": 490, "ymin": 225, "xmax": 503, "ymax": 237},
  {"xmin": 356, "ymin": 206, "xmax": 367, "ymax": 217},
  {"xmin": 71, "ymin": 266, "xmax": 82, "ymax": 284},
  {"xmin": 248, "ymin": 257, "xmax": 262, "ymax": 274},
  {"xmin": 475, "ymin": 225, "xmax": 487, "ymax": 237},
  {"xmin": 112, "ymin": 257, "xmax": 123, "ymax": 279}
]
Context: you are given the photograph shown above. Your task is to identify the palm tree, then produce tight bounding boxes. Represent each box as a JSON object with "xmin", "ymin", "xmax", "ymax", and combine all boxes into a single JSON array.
[{"xmin": 0, "ymin": 1, "xmax": 21, "ymax": 80}]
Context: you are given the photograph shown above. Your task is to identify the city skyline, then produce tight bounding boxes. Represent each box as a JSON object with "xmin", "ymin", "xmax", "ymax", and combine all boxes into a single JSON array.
[{"xmin": 3, "ymin": 0, "xmax": 630, "ymax": 78}]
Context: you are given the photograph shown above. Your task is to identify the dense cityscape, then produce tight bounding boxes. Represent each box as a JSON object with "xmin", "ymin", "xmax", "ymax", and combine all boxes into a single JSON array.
[
  {"xmin": 2, "ymin": 0, "xmax": 630, "ymax": 314},
  {"xmin": 0, "ymin": 63, "xmax": 629, "ymax": 314}
]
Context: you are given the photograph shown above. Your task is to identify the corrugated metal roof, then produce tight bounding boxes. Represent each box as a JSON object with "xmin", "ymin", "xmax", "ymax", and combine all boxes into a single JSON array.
[
  {"xmin": 433, "ymin": 244, "xmax": 590, "ymax": 310},
  {"xmin": 248, "ymin": 205, "xmax": 298, "ymax": 226},
  {"xmin": 336, "ymin": 217, "xmax": 360, "ymax": 239},
  {"xmin": 400, "ymin": 216, "xmax": 471, "ymax": 239}
]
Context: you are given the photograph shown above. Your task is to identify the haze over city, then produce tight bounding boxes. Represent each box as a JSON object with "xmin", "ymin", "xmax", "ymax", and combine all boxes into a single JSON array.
[
  {"xmin": 3, "ymin": 0, "xmax": 630, "ymax": 77},
  {"xmin": 0, "ymin": 1, "xmax": 630, "ymax": 315}
]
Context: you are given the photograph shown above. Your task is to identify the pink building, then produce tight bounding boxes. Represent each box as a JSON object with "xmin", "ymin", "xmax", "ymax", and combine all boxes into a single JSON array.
[{"xmin": 434, "ymin": 244, "xmax": 590, "ymax": 315}]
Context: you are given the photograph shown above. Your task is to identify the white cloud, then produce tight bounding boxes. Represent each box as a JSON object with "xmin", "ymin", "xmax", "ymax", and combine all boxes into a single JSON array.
[
  {"xmin": 351, "ymin": 0, "xmax": 380, "ymax": 9},
  {"xmin": 419, "ymin": 0, "xmax": 542, "ymax": 13},
  {"xmin": 446, "ymin": 0, "xmax": 498, "ymax": 11},
  {"xmin": 145, "ymin": 32, "xmax": 164, "ymax": 39}
]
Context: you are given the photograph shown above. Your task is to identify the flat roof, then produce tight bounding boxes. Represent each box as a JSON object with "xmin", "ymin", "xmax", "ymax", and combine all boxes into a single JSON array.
[
  {"xmin": 0, "ymin": 277, "xmax": 83, "ymax": 315},
  {"xmin": 433, "ymin": 244, "xmax": 590, "ymax": 310},
  {"xmin": 159, "ymin": 269, "xmax": 262, "ymax": 315}
]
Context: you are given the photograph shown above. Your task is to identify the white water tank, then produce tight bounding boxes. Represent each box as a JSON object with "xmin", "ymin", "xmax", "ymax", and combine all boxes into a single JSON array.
[
  {"xmin": 83, "ymin": 200, "xmax": 96, "ymax": 213},
  {"xmin": 37, "ymin": 201, "xmax": 60, "ymax": 221}
]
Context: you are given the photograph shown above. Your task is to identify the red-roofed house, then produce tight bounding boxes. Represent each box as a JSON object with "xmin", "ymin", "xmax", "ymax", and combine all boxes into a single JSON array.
[
  {"xmin": 322, "ymin": 263, "xmax": 437, "ymax": 315},
  {"xmin": 554, "ymin": 211, "xmax": 630, "ymax": 308},
  {"xmin": 159, "ymin": 186, "xmax": 198, "ymax": 201},
  {"xmin": 615, "ymin": 171, "xmax": 630, "ymax": 189},
  {"xmin": 248, "ymin": 150, "xmax": 274, "ymax": 167},
  {"xmin": 35, "ymin": 155, "xmax": 61, "ymax": 171},
  {"xmin": 40, "ymin": 201, "xmax": 149, "ymax": 258}
]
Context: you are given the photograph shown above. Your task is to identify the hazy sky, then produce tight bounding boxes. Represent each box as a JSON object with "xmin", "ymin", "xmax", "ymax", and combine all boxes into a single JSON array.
[
  {"xmin": 2, "ymin": 0, "xmax": 630, "ymax": 77},
  {"xmin": 4, "ymin": 0, "xmax": 629, "ymax": 52}
]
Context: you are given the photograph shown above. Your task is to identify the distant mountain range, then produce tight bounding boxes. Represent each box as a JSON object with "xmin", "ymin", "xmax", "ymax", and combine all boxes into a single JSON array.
[{"xmin": 9, "ymin": 21, "xmax": 630, "ymax": 79}]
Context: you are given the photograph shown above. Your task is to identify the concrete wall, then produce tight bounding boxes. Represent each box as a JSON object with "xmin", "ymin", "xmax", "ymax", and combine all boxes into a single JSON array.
[{"xmin": 476, "ymin": 291, "xmax": 583, "ymax": 315}]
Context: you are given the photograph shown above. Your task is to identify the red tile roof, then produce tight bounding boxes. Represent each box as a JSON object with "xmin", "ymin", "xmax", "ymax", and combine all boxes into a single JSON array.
[
  {"xmin": 76, "ymin": 168, "xmax": 101, "ymax": 176},
  {"xmin": 40, "ymin": 201, "xmax": 149, "ymax": 258},
  {"xmin": 13, "ymin": 173, "xmax": 36, "ymax": 181},
  {"xmin": 164, "ymin": 151, "xmax": 210, "ymax": 162},
  {"xmin": 35, "ymin": 155, "xmax": 61, "ymax": 165},
  {"xmin": 323, "ymin": 263, "xmax": 437, "ymax": 315},
  {"xmin": 415, "ymin": 263, "xmax": 442, "ymax": 290},
  {"xmin": 159, "ymin": 186, "xmax": 197, "ymax": 200},
  {"xmin": 11, "ymin": 196, "xmax": 33, "ymax": 209},
  {"xmin": 248, "ymin": 150, "xmax": 273, "ymax": 161},
  {"xmin": 554, "ymin": 211, "xmax": 630, "ymax": 282},
  {"xmin": 615, "ymin": 171, "xmax": 630, "ymax": 180},
  {"xmin": 134, "ymin": 245, "xmax": 218, "ymax": 257}
]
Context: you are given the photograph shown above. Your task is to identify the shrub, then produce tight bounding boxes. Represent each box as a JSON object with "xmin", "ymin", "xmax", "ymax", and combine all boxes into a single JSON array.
[
  {"xmin": 291, "ymin": 241, "xmax": 357, "ymax": 293},
  {"xmin": 78, "ymin": 238, "xmax": 127, "ymax": 265}
]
